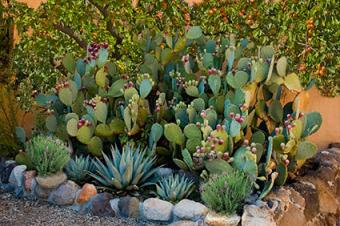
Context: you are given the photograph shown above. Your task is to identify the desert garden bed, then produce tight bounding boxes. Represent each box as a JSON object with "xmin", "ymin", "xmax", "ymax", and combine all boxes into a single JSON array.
[{"xmin": 0, "ymin": 1, "xmax": 339, "ymax": 226}]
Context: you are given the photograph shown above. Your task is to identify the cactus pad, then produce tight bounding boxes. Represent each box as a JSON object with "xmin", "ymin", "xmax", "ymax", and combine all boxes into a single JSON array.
[{"xmin": 164, "ymin": 123, "xmax": 185, "ymax": 145}]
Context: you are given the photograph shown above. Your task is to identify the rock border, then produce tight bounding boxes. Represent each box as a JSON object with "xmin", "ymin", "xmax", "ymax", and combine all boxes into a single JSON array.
[{"xmin": 0, "ymin": 147, "xmax": 339, "ymax": 226}]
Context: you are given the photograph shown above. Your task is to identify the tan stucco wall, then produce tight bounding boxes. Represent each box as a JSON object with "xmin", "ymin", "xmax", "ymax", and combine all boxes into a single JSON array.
[
  {"xmin": 306, "ymin": 87, "xmax": 340, "ymax": 149},
  {"xmin": 16, "ymin": 0, "xmax": 46, "ymax": 9},
  {"xmin": 13, "ymin": 0, "xmax": 340, "ymax": 149}
]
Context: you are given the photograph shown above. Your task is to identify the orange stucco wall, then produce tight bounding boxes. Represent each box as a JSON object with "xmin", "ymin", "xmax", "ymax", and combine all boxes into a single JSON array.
[
  {"xmin": 306, "ymin": 87, "xmax": 340, "ymax": 149},
  {"xmin": 12, "ymin": 0, "xmax": 340, "ymax": 149},
  {"xmin": 16, "ymin": 0, "xmax": 46, "ymax": 9}
]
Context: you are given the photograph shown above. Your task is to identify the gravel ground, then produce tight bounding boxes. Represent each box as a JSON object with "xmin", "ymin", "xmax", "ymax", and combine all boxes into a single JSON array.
[{"xmin": 0, "ymin": 191, "xmax": 156, "ymax": 226}]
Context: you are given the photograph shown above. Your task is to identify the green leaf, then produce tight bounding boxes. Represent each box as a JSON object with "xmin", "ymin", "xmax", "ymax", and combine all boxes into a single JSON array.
[
  {"xmin": 173, "ymin": 159, "xmax": 189, "ymax": 171},
  {"xmin": 295, "ymin": 141, "xmax": 317, "ymax": 160},
  {"xmin": 275, "ymin": 162, "xmax": 288, "ymax": 186},
  {"xmin": 62, "ymin": 53, "xmax": 75, "ymax": 73},
  {"xmin": 276, "ymin": 56, "xmax": 287, "ymax": 77},
  {"xmin": 203, "ymin": 53, "xmax": 214, "ymax": 68},
  {"xmin": 186, "ymin": 26, "xmax": 203, "ymax": 40},
  {"xmin": 150, "ymin": 123, "xmax": 163, "ymax": 143},
  {"xmin": 161, "ymin": 48, "xmax": 172, "ymax": 65},
  {"xmin": 108, "ymin": 79, "xmax": 125, "ymax": 97},
  {"xmin": 182, "ymin": 149, "xmax": 193, "ymax": 170},
  {"xmin": 184, "ymin": 124, "xmax": 201, "ymax": 139},
  {"xmin": 204, "ymin": 159, "xmax": 233, "ymax": 175},
  {"xmin": 94, "ymin": 102, "xmax": 108, "ymax": 123},
  {"xmin": 261, "ymin": 46, "xmax": 275, "ymax": 59},
  {"xmin": 284, "ymin": 73, "xmax": 302, "ymax": 92},
  {"xmin": 164, "ymin": 123, "xmax": 184, "ymax": 145},
  {"xmin": 230, "ymin": 119, "xmax": 241, "ymax": 137},
  {"xmin": 227, "ymin": 71, "xmax": 248, "ymax": 89},
  {"xmin": 139, "ymin": 79, "xmax": 152, "ymax": 98},
  {"xmin": 185, "ymin": 86, "xmax": 199, "ymax": 97},
  {"xmin": 96, "ymin": 48, "xmax": 108, "ymax": 68},
  {"xmin": 269, "ymin": 100, "xmax": 283, "ymax": 122},
  {"xmin": 87, "ymin": 136, "xmax": 103, "ymax": 156},
  {"xmin": 96, "ymin": 67, "xmax": 107, "ymax": 88},
  {"xmin": 302, "ymin": 112, "xmax": 322, "ymax": 137},
  {"xmin": 46, "ymin": 115, "xmax": 57, "ymax": 132},
  {"xmin": 59, "ymin": 88, "xmax": 73, "ymax": 106},
  {"xmin": 66, "ymin": 118, "xmax": 78, "ymax": 137},
  {"xmin": 208, "ymin": 75, "xmax": 221, "ymax": 96},
  {"xmin": 174, "ymin": 37, "xmax": 187, "ymax": 52},
  {"xmin": 15, "ymin": 127, "xmax": 26, "ymax": 144},
  {"xmin": 76, "ymin": 126, "xmax": 93, "ymax": 144},
  {"xmin": 251, "ymin": 131, "xmax": 266, "ymax": 144}
]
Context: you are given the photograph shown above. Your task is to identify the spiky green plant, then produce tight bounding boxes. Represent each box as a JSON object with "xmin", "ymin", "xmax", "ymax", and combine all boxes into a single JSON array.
[
  {"xmin": 65, "ymin": 155, "xmax": 95, "ymax": 184},
  {"xmin": 156, "ymin": 174, "xmax": 195, "ymax": 203},
  {"xmin": 26, "ymin": 135, "xmax": 71, "ymax": 176},
  {"xmin": 201, "ymin": 170, "xmax": 253, "ymax": 215},
  {"xmin": 89, "ymin": 145, "xmax": 159, "ymax": 191}
]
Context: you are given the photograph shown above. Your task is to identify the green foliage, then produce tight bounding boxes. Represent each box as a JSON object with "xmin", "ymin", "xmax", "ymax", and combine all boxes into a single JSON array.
[
  {"xmin": 64, "ymin": 155, "xmax": 95, "ymax": 184},
  {"xmin": 156, "ymin": 174, "xmax": 195, "ymax": 203},
  {"xmin": 26, "ymin": 135, "xmax": 71, "ymax": 176},
  {"xmin": 89, "ymin": 145, "xmax": 159, "ymax": 192},
  {"xmin": 10, "ymin": 0, "xmax": 338, "ymax": 100},
  {"xmin": 201, "ymin": 170, "xmax": 253, "ymax": 215},
  {"xmin": 0, "ymin": 0, "xmax": 14, "ymax": 82}
]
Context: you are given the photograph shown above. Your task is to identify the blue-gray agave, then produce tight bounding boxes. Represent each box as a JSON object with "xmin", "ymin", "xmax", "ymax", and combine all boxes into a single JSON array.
[
  {"xmin": 89, "ymin": 145, "xmax": 159, "ymax": 191},
  {"xmin": 65, "ymin": 155, "xmax": 95, "ymax": 184},
  {"xmin": 156, "ymin": 174, "xmax": 195, "ymax": 202}
]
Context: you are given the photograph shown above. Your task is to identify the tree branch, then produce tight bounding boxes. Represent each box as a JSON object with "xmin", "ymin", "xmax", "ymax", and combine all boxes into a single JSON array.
[
  {"xmin": 53, "ymin": 23, "xmax": 87, "ymax": 49},
  {"xmin": 49, "ymin": 57, "xmax": 67, "ymax": 76},
  {"xmin": 87, "ymin": 0, "xmax": 123, "ymax": 44}
]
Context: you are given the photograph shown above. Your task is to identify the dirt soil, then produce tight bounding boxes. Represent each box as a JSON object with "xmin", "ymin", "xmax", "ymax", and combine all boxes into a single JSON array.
[{"xmin": 0, "ymin": 191, "xmax": 155, "ymax": 226}]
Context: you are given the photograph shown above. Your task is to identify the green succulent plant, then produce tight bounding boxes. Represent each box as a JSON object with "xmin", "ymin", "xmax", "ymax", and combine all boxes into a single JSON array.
[
  {"xmin": 89, "ymin": 145, "xmax": 159, "ymax": 192},
  {"xmin": 26, "ymin": 135, "xmax": 71, "ymax": 176},
  {"xmin": 64, "ymin": 155, "xmax": 96, "ymax": 184},
  {"xmin": 156, "ymin": 174, "xmax": 195, "ymax": 203},
  {"xmin": 35, "ymin": 27, "xmax": 323, "ymax": 199},
  {"xmin": 201, "ymin": 169, "xmax": 253, "ymax": 215}
]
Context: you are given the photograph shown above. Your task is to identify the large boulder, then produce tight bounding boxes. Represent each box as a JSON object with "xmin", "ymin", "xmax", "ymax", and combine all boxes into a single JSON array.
[
  {"xmin": 173, "ymin": 199, "xmax": 208, "ymax": 221},
  {"xmin": 9, "ymin": 165, "xmax": 27, "ymax": 187},
  {"xmin": 0, "ymin": 159, "xmax": 16, "ymax": 183},
  {"xmin": 35, "ymin": 172, "xmax": 67, "ymax": 189},
  {"xmin": 23, "ymin": 170, "xmax": 36, "ymax": 192},
  {"xmin": 79, "ymin": 193, "xmax": 115, "ymax": 217},
  {"xmin": 241, "ymin": 204, "xmax": 276, "ymax": 226},
  {"xmin": 75, "ymin": 183, "xmax": 97, "ymax": 204},
  {"xmin": 118, "ymin": 196, "xmax": 140, "ymax": 218},
  {"xmin": 48, "ymin": 180, "xmax": 80, "ymax": 205},
  {"xmin": 205, "ymin": 212, "xmax": 241, "ymax": 226},
  {"xmin": 143, "ymin": 198, "xmax": 173, "ymax": 221}
]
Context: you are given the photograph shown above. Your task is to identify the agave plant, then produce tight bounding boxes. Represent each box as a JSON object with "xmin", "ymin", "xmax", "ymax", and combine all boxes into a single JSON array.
[
  {"xmin": 65, "ymin": 155, "xmax": 95, "ymax": 184},
  {"xmin": 89, "ymin": 145, "xmax": 159, "ymax": 191},
  {"xmin": 156, "ymin": 174, "xmax": 195, "ymax": 202}
]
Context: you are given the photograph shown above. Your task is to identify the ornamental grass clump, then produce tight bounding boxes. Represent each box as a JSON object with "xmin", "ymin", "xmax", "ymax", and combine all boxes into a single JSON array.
[
  {"xmin": 201, "ymin": 170, "xmax": 253, "ymax": 215},
  {"xmin": 156, "ymin": 174, "xmax": 195, "ymax": 203},
  {"xmin": 26, "ymin": 135, "xmax": 71, "ymax": 176}
]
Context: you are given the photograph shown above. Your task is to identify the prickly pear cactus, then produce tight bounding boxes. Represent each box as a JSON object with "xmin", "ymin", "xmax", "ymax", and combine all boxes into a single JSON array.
[{"xmin": 36, "ymin": 31, "xmax": 322, "ymax": 199}]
